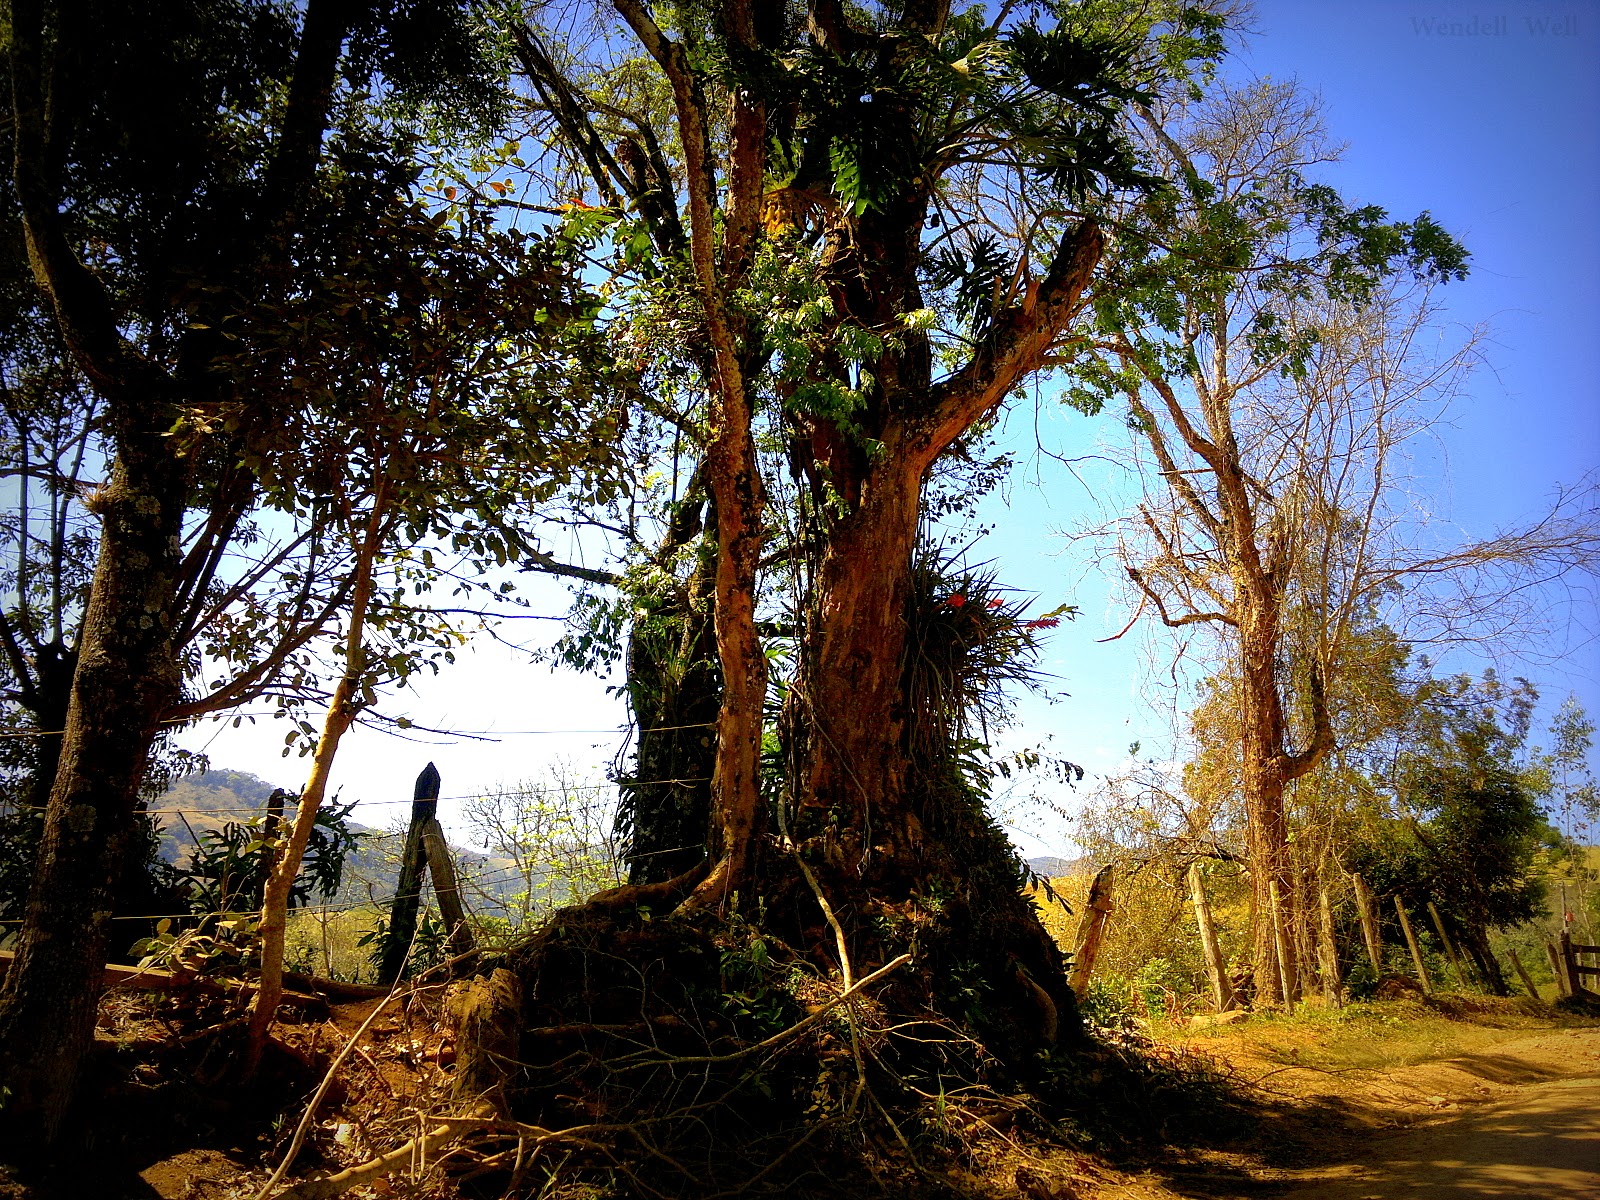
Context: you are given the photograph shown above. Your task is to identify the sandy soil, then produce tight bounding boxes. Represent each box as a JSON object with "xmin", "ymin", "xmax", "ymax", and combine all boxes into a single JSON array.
[
  {"xmin": 1276, "ymin": 1028, "xmax": 1600, "ymax": 1199},
  {"xmin": 1086, "ymin": 1022, "xmax": 1600, "ymax": 1200}
]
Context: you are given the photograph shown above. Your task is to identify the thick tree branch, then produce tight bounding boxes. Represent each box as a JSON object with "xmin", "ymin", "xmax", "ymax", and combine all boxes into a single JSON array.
[
  {"xmin": 920, "ymin": 220, "xmax": 1103, "ymax": 469},
  {"xmin": 257, "ymin": 0, "xmax": 363, "ymax": 233},
  {"xmin": 1124, "ymin": 389, "xmax": 1222, "ymax": 538},
  {"xmin": 0, "ymin": 609, "xmax": 41, "ymax": 711},
  {"xmin": 510, "ymin": 23, "xmax": 627, "ymax": 210},
  {"xmin": 6, "ymin": 0, "xmax": 165, "ymax": 408},
  {"xmin": 520, "ymin": 552, "xmax": 619, "ymax": 587},
  {"xmin": 1282, "ymin": 657, "xmax": 1334, "ymax": 781}
]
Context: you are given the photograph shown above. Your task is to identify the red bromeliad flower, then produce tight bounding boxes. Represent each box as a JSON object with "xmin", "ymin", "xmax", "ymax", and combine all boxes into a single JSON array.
[
  {"xmin": 1022, "ymin": 617, "xmax": 1061, "ymax": 630},
  {"xmin": 944, "ymin": 594, "xmax": 967, "ymax": 608},
  {"xmin": 986, "ymin": 597, "xmax": 1003, "ymax": 609}
]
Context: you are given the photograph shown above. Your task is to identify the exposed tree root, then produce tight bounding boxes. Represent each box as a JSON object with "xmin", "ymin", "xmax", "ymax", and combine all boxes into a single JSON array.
[{"xmin": 268, "ymin": 1108, "xmax": 494, "ymax": 1200}]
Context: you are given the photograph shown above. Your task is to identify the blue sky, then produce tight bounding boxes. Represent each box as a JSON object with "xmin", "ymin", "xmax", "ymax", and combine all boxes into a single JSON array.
[
  {"xmin": 178, "ymin": 0, "xmax": 1600, "ymax": 855},
  {"xmin": 973, "ymin": 0, "xmax": 1600, "ymax": 850}
]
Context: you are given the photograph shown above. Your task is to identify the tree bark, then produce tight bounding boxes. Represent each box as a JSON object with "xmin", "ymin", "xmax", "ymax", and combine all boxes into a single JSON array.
[
  {"xmin": 795, "ymin": 461, "xmax": 923, "ymax": 847},
  {"xmin": 1068, "ymin": 864, "xmax": 1116, "ymax": 1000},
  {"xmin": 615, "ymin": 0, "xmax": 769, "ymax": 907},
  {"xmin": 0, "ymin": 446, "xmax": 188, "ymax": 1142}
]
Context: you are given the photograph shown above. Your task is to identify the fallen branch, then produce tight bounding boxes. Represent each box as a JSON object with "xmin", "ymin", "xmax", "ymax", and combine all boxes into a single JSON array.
[
  {"xmin": 0, "ymin": 948, "xmax": 329, "ymax": 1009},
  {"xmin": 271, "ymin": 1113, "xmax": 666, "ymax": 1200},
  {"xmin": 267, "ymin": 953, "xmax": 916, "ymax": 1199},
  {"xmin": 254, "ymin": 979, "xmax": 406, "ymax": 1200},
  {"xmin": 620, "ymin": 952, "xmax": 913, "ymax": 1068},
  {"xmin": 268, "ymin": 1110, "xmax": 493, "ymax": 1200}
]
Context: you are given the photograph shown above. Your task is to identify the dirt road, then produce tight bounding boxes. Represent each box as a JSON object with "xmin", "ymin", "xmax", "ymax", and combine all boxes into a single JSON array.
[{"xmin": 1278, "ymin": 1029, "xmax": 1600, "ymax": 1198}]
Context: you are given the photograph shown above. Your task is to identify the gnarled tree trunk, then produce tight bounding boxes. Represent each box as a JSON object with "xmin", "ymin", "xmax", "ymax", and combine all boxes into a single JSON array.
[{"xmin": 0, "ymin": 443, "xmax": 188, "ymax": 1141}]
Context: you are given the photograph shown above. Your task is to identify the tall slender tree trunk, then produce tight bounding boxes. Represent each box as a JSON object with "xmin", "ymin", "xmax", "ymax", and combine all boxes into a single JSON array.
[
  {"xmin": 245, "ymin": 477, "xmax": 387, "ymax": 1072},
  {"xmin": 0, "ymin": 442, "xmax": 188, "ymax": 1143},
  {"xmin": 1239, "ymin": 613, "xmax": 1296, "ymax": 1005},
  {"xmin": 696, "ymin": 419, "xmax": 767, "ymax": 901},
  {"xmin": 615, "ymin": 0, "xmax": 771, "ymax": 909}
]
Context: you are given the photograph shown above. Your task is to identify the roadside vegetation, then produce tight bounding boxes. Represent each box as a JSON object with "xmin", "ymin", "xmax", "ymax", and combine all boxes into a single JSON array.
[{"xmin": 0, "ymin": 1, "xmax": 1595, "ymax": 1197}]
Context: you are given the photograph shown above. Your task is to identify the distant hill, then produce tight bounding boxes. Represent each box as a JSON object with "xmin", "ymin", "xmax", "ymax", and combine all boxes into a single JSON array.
[
  {"xmin": 152, "ymin": 769, "xmax": 515, "ymax": 909},
  {"xmin": 152, "ymin": 769, "xmax": 286, "ymax": 861},
  {"xmin": 153, "ymin": 769, "xmax": 412, "ymax": 903}
]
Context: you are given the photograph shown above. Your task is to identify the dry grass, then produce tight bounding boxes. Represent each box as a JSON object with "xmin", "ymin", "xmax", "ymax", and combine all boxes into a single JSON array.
[
  {"xmin": 283, "ymin": 905, "xmax": 382, "ymax": 983},
  {"xmin": 1161, "ymin": 993, "xmax": 1591, "ymax": 1077}
]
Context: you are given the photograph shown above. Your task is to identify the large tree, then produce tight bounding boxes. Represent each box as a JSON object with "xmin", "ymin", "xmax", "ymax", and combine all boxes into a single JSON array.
[
  {"xmin": 486, "ymin": 0, "xmax": 1227, "ymax": 1059},
  {"xmin": 0, "ymin": 0, "xmax": 526, "ymax": 1140}
]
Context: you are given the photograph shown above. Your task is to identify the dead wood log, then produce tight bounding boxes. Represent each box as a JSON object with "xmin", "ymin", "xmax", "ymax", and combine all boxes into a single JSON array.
[{"xmin": 0, "ymin": 948, "xmax": 329, "ymax": 1010}]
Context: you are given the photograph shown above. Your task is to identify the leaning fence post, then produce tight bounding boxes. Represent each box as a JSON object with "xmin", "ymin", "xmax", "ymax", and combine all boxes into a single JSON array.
[
  {"xmin": 378, "ymin": 762, "xmax": 441, "ymax": 985},
  {"xmin": 1426, "ymin": 900, "xmax": 1469, "ymax": 991},
  {"xmin": 1269, "ymin": 879, "xmax": 1295, "ymax": 1012},
  {"xmin": 252, "ymin": 788, "xmax": 289, "ymax": 914},
  {"xmin": 1318, "ymin": 887, "xmax": 1342, "ymax": 1008},
  {"xmin": 1188, "ymin": 863, "xmax": 1234, "ymax": 1012},
  {"xmin": 1068, "ymin": 863, "xmax": 1115, "ymax": 1000},
  {"xmin": 1351, "ymin": 873, "xmax": 1384, "ymax": 977},
  {"xmin": 421, "ymin": 816, "xmax": 474, "ymax": 959},
  {"xmin": 1506, "ymin": 948, "xmax": 1541, "ymax": 1000},
  {"xmin": 1545, "ymin": 941, "xmax": 1572, "ymax": 999},
  {"xmin": 1394, "ymin": 897, "xmax": 1432, "ymax": 996}
]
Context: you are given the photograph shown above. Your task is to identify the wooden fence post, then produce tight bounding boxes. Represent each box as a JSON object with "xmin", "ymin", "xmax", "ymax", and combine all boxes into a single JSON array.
[
  {"xmin": 1268, "ymin": 879, "xmax": 1295, "ymax": 1012},
  {"xmin": 379, "ymin": 763, "xmax": 441, "ymax": 985},
  {"xmin": 252, "ymin": 788, "xmax": 289, "ymax": 914},
  {"xmin": 1426, "ymin": 900, "xmax": 1469, "ymax": 991},
  {"xmin": 1546, "ymin": 941, "xmax": 1571, "ymax": 999},
  {"xmin": 1351, "ymin": 873, "xmax": 1384, "ymax": 977},
  {"xmin": 1394, "ymin": 897, "xmax": 1432, "ymax": 996},
  {"xmin": 1506, "ymin": 948, "xmax": 1541, "ymax": 1000},
  {"xmin": 1188, "ymin": 864, "xmax": 1234, "ymax": 1012},
  {"xmin": 1559, "ymin": 930, "xmax": 1600, "ymax": 1000},
  {"xmin": 1068, "ymin": 864, "xmax": 1115, "ymax": 1000},
  {"xmin": 421, "ymin": 816, "xmax": 475, "ymax": 959},
  {"xmin": 1318, "ymin": 887, "xmax": 1342, "ymax": 1008}
]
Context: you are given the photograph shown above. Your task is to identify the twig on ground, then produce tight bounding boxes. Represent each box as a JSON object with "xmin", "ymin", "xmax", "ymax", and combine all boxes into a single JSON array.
[{"xmin": 254, "ymin": 982, "xmax": 404, "ymax": 1200}]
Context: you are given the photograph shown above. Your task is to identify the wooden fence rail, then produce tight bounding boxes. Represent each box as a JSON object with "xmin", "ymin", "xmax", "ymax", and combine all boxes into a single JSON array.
[{"xmin": 1557, "ymin": 931, "xmax": 1600, "ymax": 1001}]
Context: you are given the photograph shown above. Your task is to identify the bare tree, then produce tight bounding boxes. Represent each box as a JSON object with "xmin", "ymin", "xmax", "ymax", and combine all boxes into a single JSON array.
[{"xmin": 1068, "ymin": 79, "xmax": 1599, "ymax": 1003}]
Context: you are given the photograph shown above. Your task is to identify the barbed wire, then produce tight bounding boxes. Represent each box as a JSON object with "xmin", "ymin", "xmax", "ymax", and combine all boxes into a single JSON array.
[
  {"xmin": 0, "ymin": 777, "xmax": 709, "ymax": 818},
  {"xmin": 0, "ymin": 842, "xmax": 694, "ymax": 926}
]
